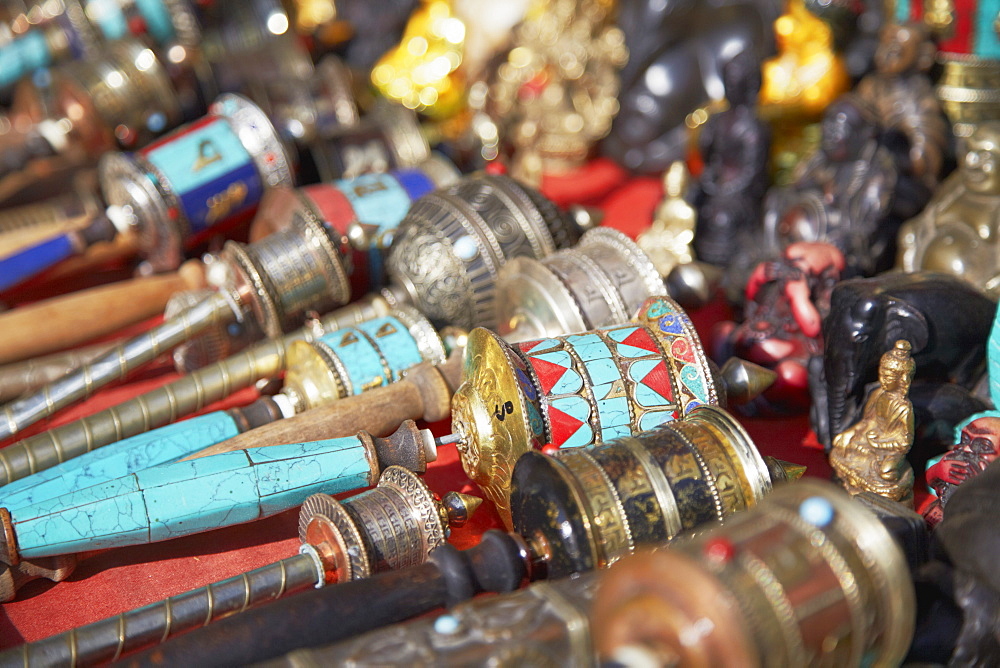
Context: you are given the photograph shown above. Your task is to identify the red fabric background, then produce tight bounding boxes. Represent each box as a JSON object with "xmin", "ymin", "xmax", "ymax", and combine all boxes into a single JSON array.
[{"xmin": 0, "ymin": 161, "xmax": 834, "ymax": 649}]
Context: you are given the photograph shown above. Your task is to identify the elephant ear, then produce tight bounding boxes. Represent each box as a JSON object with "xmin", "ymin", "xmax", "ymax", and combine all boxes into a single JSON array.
[{"xmin": 884, "ymin": 298, "xmax": 930, "ymax": 354}]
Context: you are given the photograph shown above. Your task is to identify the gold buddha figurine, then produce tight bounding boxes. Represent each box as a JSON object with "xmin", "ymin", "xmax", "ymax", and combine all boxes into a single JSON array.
[
  {"xmin": 829, "ymin": 339, "xmax": 916, "ymax": 506},
  {"xmin": 897, "ymin": 122, "xmax": 1000, "ymax": 296},
  {"xmin": 637, "ymin": 161, "xmax": 696, "ymax": 276},
  {"xmin": 760, "ymin": 0, "xmax": 850, "ymax": 117}
]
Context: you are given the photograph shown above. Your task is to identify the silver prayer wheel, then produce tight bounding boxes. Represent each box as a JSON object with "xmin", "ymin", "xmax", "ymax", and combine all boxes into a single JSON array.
[
  {"xmin": 592, "ymin": 479, "xmax": 915, "ymax": 667},
  {"xmin": 308, "ymin": 101, "xmax": 430, "ymax": 182},
  {"xmin": 384, "ymin": 173, "xmax": 592, "ymax": 331},
  {"xmin": 44, "ymin": 38, "xmax": 184, "ymax": 149},
  {"xmin": 216, "ymin": 205, "xmax": 350, "ymax": 338},
  {"xmin": 100, "ymin": 93, "xmax": 294, "ymax": 272},
  {"xmin": 298, "ymin": 466, "xmax": 479, "ymax": 583},
  {"xmin": 497, "ymin": 226, "xmax": 666, "ymax": 341}
]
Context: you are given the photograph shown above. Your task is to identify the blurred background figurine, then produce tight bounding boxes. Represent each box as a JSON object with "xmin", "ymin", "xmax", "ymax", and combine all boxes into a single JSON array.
[
  {"xmin": 763, "ymin": 94, "xmax": 898, "ymax": 276},
  {"xmin": 636, "ymin": 160, "xmax": 695, "ymax": 276},
  {"xmin": 898, "ymin": 122, "xmax": 1000, "ymax": 297},
  {"xmin": 693, "ymin": 49, "xmax": 771, "ymax": 267},
  {"xmin": 854, "ymin": 21, "xmax": 951, "ymax": 231},
  {"xmin": 923, "ymin": 415, "xmax": 1000, "ymax": 526},
  {"xmin": 829, "ymin": 339, "xmax": 916, "ymax": 506},
  {"xmin": 712, "ymin": 241, "xmax": 843, "ymax": 414},
  {"xmin": 605, "ymin": 0, "xmax": 781, "ymax": 173}
]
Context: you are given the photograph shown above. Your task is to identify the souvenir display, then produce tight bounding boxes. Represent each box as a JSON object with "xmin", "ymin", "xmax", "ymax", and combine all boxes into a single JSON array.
[
  {"xmin": 0, "ymin": 308, "xmax": 449, "ymax": 517},
  {"xmin": 4, "ymin": 1, "xmax": 1000, "ymax": 663},
  {"xmin": 101, "ymin": 404, "xmax": 795, "ymax": 666}
]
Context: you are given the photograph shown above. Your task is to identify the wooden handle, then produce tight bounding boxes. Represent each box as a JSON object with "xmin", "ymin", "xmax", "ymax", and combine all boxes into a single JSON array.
[
  {"xmin": 186, "ymin": 353, "xmax": 464, "ymax": 460},
  {"xmin": 0, "ymin": 260, "xmax": 206, "ymax": 364}
]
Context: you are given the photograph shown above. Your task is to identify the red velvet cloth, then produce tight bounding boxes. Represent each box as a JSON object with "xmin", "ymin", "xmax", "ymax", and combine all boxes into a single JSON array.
[{"xmin": 0, "ymin": 162, "xmax": 832, "ymax": 649}]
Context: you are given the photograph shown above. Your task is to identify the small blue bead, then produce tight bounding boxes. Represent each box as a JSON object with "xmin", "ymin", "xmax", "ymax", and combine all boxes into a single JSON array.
[
  {"xmin": 32, "ymin": 68, "xmax": 51, "ymax": 88},
  {"xmin": 434, "ymin": 614, "xmax": 460, "ymax": 635},
  {"xmin": 799, "ymin": 496, "xmax": 835, "ymax": 527},
  {"xmin": 147, "ymin": 112, "xmax": 167, "ymax": 133}
]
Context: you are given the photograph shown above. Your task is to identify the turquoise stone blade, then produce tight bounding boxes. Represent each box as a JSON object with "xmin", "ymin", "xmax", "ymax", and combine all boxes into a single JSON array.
[
  {"xmin": 0, "ymin": 411, "xmax": 241, "ymax": 513},
  {"xmin": 11, "ymin": 435, "xmax": 372, "ymax": 559}
]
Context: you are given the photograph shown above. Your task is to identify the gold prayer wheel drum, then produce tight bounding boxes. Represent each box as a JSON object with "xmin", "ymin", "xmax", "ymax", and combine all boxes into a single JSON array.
[
  {"xmin": 452, "ymin": 295, "xmax": 730, "ymax": 527},
  {"xmin": 509, "ymin": 405, "xmax": 774, "ymax": 579},
  {"xmin": 591, "ymin": 479, "xmax": 915, "ymax": 667}
]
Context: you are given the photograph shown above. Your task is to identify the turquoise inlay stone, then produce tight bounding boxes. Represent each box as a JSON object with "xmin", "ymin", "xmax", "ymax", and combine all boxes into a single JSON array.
[
  {"xmin": 134, "ymin": 451, "xmax": 249, "ymax": 487},
  {"xmin": 146, "ymin": 467, "xmax": 260, "ymax": 542},
  {"xmin": 341, "ymin": 174, "xmax": 412, "ymax": 242},
  {"xmin": 0, "ymin": 32, "xmax": 51, "ymax": 88},
  {"xmin": 256, "ymin": 448, "xmax": 369, "ymax": 516},
  {"xmin": 894, "ymin": 0, "xmax": 910, "ymax": 23},
  {"xmin": 356, "ymin": 316, "xmax": 424, "ymax": 380},
  {"xmin": 0, "ymin": 411, "xmax": 241, "ymax": 512},
  {"xmin": 645, "ymin": 300, "xmax": 670, "ymax": 318},
  {"xmin": 975, "ymin": 0, "xmax": 1000, "ymax": 58},
  {"xmin": 639, "ymin": 410, "xmax": 674, "ymax": 432},
  {"xmin": 565, "ymin": 333, "xmax": 611, "ymax": 363},
  {"xmin": 594, "ymin": 390, "xmax": 631, "ymax": 439},
  {"xmin": 583, "ymin": 357, "xmax": 621, "ymax": 387},
  {"xmin": 679, "ymin": 364, "xmax": 709, "ymax": 406},
  {"xmin": 519, "ymin": 338, "xmax": 561, "ymax": 355},
  {"xmin": 15, "ymin": 487, "xmax": 149, "ymax": 557},
  {"xmin": 629, "ymin": 359, "xmax": 672, "ymax": 408},
  {"xmin": 11, "ymin": 435, "xmax": 375, "ymax": 558},
  {"xmin": 18, "ymin": 476, "xmax": 141, "ymax": 518},
  {"xmin": 532, "ymin": 351, "xmax": 582, "ymax": 394},
  {"xmin": 136, "ymin": 0, "xmax": 176, "ymax": 42},
  {"xmin": 548, "ymin": 396, "xmax": 594, "ymax": 448},
  {"xmin": 86, "ymin": 0, "xmax": 128, "ymax": 39},
  {"xmin": 321, "ymin": 326, "xmax": 389, "ymax": 394}
]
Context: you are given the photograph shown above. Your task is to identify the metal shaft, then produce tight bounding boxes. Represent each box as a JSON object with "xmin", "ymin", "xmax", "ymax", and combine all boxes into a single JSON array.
[
  {"xmin": 0, "ymin": 342, "xmax": 120, "ymax": 404},
  {"xmin": 0, "ymin": 293, "xmax": 238, "ymax": 441},
  {"xmin": 0, "ymin": 299, "xmax": 389, "ymax": 486},
  {"xmin": 2, "ymin": 554, "xmax": 319, "ymax": 667}
]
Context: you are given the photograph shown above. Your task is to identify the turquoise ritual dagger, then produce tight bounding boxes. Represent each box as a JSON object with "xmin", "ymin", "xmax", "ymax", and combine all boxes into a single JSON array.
[{"xmin": 0, "ymin": 420, "xmax": 438, "ymax": 565}]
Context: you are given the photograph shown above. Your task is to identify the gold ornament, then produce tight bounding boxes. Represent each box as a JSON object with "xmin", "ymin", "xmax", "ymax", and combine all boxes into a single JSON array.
[
  {"xmin": 371, "ymin": 0, "xmax": 467, "ymax": 119},
  {"xmin": 830, "ymin": 339, "xmax": 917, "ymax": 506},
  {"xmin": 637, "ymin": 161, "xmax": 696, "ymax": 275}
]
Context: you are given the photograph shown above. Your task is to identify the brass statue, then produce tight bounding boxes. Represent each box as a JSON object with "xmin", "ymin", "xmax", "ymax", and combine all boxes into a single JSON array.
[
  {"xmin": 829, "ymin": 339, "xmax": 916, "ymax": 506},
  {"xmin": 897, "ymin": 122, "xmax": 1000, "ymax": 296},
  {"xmin": 636, "ymin": 161, "xmax": 696, "ymax": 276}
]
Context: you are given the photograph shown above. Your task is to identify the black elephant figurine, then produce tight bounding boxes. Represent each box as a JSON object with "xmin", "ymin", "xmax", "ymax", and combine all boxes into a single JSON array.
[{"xmin": 810, "ymin": 272, "xmax": 997, "ymax": 448}]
